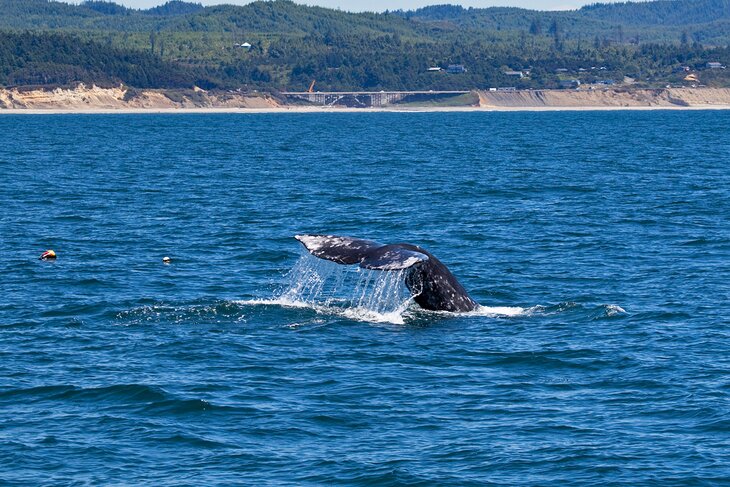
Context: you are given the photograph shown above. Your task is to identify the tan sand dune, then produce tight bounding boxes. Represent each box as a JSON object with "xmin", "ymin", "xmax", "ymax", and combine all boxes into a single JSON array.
[
  {"xmin": 476, "ymin": 87, "xmax": 730, "ymax": 109},
  {"xmin": 0, "ymin": 84, "xmax": 280, "ymax": 111}
]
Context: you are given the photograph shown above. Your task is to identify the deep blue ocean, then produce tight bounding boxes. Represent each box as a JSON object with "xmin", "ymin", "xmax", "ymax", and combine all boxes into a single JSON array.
[{"xmin": 1, "ymin": 111, "xmax": 729, "ymax": 485}]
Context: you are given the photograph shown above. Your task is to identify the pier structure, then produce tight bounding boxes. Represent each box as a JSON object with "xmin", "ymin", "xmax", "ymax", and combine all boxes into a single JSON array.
[{"xmin": 281, "ymin": 90, "xmax": 470, "ymax": 107}]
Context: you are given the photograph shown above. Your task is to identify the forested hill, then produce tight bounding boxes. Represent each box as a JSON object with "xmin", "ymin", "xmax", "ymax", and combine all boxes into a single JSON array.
[
  {"xmin": 408, "ymin": 0, "xmax": 730, "ymax": 25},
  {"xmin": 0, "ymin": 31, "xmax": 206, "ymax": 89},
  {"xmin": 3, "ymin": 0, "xmax": 730, "ymax": 43},
  {"xmin": 0, "ymin": 0, "xmax": 425, "ymax": 37},
  {"xmin": 401, "ymin": 0, "xmax": 730, "ymax": 44},
  {"xmin": 579, "ymin": 0, "xmax": 730, "ymax": 26},
  {"xmin": 0, "ymin": 0, "xmax": 729, "ymax": 92}
]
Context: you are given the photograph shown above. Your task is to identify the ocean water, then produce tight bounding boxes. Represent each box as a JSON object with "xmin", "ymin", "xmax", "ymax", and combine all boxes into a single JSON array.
[{"xmin": 1, "ymin": 111, "xmax": 729, "ymax": 485}]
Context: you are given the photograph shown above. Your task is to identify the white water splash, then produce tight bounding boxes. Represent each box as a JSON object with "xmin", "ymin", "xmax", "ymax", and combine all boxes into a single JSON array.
[
  {"xmin": 423, "ymin": 304, "xmax": 530, "ymax": 319},
  {"xmin": 238, "ymin": 254, "xmax": 535, "ymax": 324},
  {"xmin": 472, "ymin": 305, "xmax": 528, "ymax": 317},
  {"xmin": 252, "ymin": 255, "xmax": 415, "ymax": 324}
]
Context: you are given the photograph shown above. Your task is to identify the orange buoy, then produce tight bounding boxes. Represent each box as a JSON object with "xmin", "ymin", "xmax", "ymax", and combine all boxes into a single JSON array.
[{"xmin": 39, "ymin": 250, "xmax": 56, "ymax": 260}]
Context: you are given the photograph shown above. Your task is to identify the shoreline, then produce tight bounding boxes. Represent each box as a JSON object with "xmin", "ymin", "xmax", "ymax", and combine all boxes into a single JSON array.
[
  {"xmin": 3, "ymin": 85, "xmax": 730, "ymax": 113},
  {"xmin": 2, "ymin": 104, "xmax": 730, "ymax": 114}
]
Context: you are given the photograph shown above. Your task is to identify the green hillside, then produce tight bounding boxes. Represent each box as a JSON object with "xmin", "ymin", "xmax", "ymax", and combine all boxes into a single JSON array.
[
  {"xmin": 0, "ymin": 31, "xmax": 208, "ymax": 88},
  {"xmin": 579, "ymin": 0, "xmax": 730, "ymax": 26},
  {"xmin": 4, "ymin": 0, "xmax": 730, "ymax": 43},
  {"xmin": 0, "ymin": 0, "xmax": 729, "ymax": 91},
  {"xmin": 402, "ymin": 1, "xmax": 730, "ymax": 44}
]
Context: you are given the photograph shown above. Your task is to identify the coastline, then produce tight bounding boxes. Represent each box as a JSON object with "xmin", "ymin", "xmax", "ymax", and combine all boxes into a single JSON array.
[
  {"xmin": 3, "ymin": 104, "xmax": 730, "ymax": 114},
  {"xmin": 2, "ymin": 85, "xmax": 730, "ymax": 113}
]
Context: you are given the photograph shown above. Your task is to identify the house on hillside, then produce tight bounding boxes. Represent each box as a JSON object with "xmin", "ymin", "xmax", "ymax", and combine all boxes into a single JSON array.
[
  {"xmin": 427, "ymin": 66, "xmax": 443, "ymax": 72},
  {"xmin": 504, "ymin": 70, "xmax": 524, "ymax": 78},
  {"xmin": 447, "ymin": 64, "xmax": 467, "ymax": 74},
  {"xmin": 707, "ymin": 62, "xmax": 726, "ymax": 69}
]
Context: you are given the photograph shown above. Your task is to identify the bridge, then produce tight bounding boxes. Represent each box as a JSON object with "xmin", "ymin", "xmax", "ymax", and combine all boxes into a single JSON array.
[{"xmin": 281, "ymin": 90, "xmax": 470, "ymax": 108}]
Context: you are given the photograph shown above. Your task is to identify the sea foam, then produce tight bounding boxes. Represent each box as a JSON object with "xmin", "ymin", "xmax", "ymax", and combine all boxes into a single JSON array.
[{"xmin": 242, "ymin": 254, "xmax": 528, "ymax": 324}]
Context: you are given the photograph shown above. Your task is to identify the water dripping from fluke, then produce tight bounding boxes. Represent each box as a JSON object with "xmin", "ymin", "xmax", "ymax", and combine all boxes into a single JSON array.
[
  {"xmin": 242, "ymin": 254, "xmax": 531, "ymax": 324},
  {"xmin": 270, "ymin": 254, "xmax": 415, "ymax": 324}
]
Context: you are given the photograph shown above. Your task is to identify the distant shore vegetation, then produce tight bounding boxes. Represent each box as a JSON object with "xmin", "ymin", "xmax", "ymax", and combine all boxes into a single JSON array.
[{"xmin": 0, "ymin": 0, "xmax": 729, "ymax": 91}]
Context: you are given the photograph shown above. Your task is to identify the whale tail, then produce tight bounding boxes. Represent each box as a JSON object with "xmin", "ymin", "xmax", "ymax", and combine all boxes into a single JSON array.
[
  {"xmin": 294, "ymin": 234, "xmax": 479, "ymax": 312},
  {"xmin": 295, "ymin": 235, "xmax": 428, "ymax": 270}
]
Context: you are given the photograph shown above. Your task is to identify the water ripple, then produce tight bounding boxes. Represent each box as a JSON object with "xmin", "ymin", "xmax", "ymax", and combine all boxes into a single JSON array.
[{"xmin": 1, "ymin": 112, "xmax": 728, "ymax": 484}]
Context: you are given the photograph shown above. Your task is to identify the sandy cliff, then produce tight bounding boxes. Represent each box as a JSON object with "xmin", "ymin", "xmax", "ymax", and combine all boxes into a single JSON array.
[
  {"xmin": 476, "ymin": 88, "xmax": 730, "ymax": 108},
  {"xmin": 0, "ymin": 84, "xmax": 280, "ymax": 110},
  {"xmin": 2, "ymin": 84, "xmax": 730, "ymax": 111}
]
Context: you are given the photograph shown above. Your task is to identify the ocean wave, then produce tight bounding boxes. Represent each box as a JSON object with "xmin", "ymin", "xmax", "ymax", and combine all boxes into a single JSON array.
[
  {"xmin": 51, "ymin": 384, "xmax": 167, "ymax": 403},
  {"xmin": 141, "ymin": 398, "xmax": 251, "ymax": 416},
  {"xmin": 153, "ymin": 433, "xmax": 232, "ymax": 449},
  {"xmin": 116, "ymin": 300, "xmax": 248, "ymax": 326},
  {"xmin": 0, "ymin": 384, "xmax": 76, "ymax": 401},
  {"xmin": 490, "ymin": 352, "xmax": 601, "ymax": 370},
  {"xmin": 0, "ymin": 383, "xmax": 246, "ymax": 416},
  {"xmin": 113, "ymin": 296, "xmax": 627, "ymax": 328},
  {"xmin": 0, "ymin": 384, "xmax": 167, "ymax": 407},
  {"xmin": 603, "ymin": 304, "xmax": 627, "ymax": 317},
  {"xmin": 512, "ymin": 302, "xmax": 628, "ymax": 320}
]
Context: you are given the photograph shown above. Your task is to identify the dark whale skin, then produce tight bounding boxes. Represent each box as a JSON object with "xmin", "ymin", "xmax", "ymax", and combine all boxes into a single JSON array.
[
  {"xmin": 295, "ymin": 235, "xmax": 479, "ymax": 313},
  {"xmin": 397, "ymin": 244, "xmax": 479, "ymax": 312}
]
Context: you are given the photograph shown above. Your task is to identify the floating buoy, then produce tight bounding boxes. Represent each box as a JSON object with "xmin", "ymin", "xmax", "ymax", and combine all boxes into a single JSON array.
[
  {"xmin": 162, "ymin": 256, "xmax": 171, "ymax": 264},
  {"xmin": 39, "ymin": 250, "xmax": 56, "ymax": 260}
]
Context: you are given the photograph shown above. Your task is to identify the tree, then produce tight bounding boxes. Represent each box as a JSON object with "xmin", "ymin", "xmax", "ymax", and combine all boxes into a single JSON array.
[
  {"xmin": 529, "ymin": 18, "xmax": 542, "ymax": 36},
  {"xmin": 548, "ymin": 20, "xmax": 559, "ymax": 36}
]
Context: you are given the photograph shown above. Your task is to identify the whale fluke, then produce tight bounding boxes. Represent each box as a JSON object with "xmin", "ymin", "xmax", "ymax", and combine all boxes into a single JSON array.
[
  {"xmin": 359, "ymin": 245, "xmax": 429, "ymax": 271},
  {"xmin": 295, "ymin": 235, "xmax": 383, "ymax": 264},
  {"xmin": 294, "ymin": 234, "xmax": 479, "ymax": 312},
  {"xmin": 295, "ymin": 235, "xmax": 428, "ymax": 270}
]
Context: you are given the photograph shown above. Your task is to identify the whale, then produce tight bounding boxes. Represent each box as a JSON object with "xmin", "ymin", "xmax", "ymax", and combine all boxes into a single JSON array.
[{"xmin": 295, "ymin": 234, "xmax": 479, "ymax": 312}]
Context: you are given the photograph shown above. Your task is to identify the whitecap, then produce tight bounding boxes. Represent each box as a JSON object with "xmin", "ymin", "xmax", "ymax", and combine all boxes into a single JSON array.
[{"xmin": 605, "ymin": 304, "xmax": 627, "ymax": 316}]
